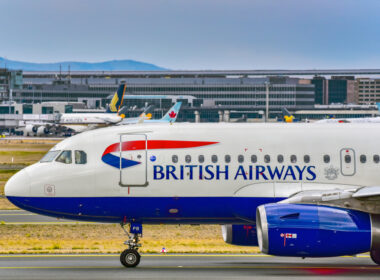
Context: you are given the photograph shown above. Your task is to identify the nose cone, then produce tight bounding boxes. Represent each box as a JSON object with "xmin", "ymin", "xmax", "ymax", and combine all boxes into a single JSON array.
[{"xmin": 5, "ymin": 169, "xmax": 31, "ymax": 197}]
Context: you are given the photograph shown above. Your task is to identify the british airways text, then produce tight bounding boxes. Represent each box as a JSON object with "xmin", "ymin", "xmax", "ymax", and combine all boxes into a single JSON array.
[{"xmin": 153, "ymin": 165, "xmax": 316, "ymax": 181}]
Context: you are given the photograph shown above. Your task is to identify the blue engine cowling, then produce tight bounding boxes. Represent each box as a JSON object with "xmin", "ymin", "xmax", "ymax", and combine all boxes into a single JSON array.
[
  {"xmin": 256, "ymin": 203, "xmax": 377, "ymax": 257},
  {"xmin": 222, "ymin": 224, "xmax": 258, "ymax": 246}
]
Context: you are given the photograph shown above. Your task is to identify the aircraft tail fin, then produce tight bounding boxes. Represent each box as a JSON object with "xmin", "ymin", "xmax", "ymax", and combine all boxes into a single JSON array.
[
  {"xmin": 107, "ymin": 83, "xmax": 127, "ymax": 113},
  {"xmin": 281, "ymin": 107, "xmax": 295, "ymax": 123},
  {"xmin": 161, "ymin": 102, "xmax": 182, "ymax": 123},
  {"xmin": 137, "ymin": 105, "xmax": 155, "ymax": 123}
]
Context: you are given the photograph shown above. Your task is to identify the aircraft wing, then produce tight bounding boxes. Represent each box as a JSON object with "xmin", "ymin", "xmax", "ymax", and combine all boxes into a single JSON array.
[{"xmin": 280, "ymin": 186, "xmax": 380, "ymax": 214}]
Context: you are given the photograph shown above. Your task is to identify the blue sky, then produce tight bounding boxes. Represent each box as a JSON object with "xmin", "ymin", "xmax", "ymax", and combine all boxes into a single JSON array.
[{"xmin": 1, "ymin": 0, "xmax": 380, "ymax": 69}]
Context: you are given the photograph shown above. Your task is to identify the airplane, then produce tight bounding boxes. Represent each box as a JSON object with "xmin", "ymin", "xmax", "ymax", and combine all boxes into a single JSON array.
[
  {"xmin": 5, "ymin": 122, "xmax": 380, "ymax": 268},
  {"xmin": 315, "ymin": 103, "xmax": 380, "ymax": 124},
  {"xmin": 19, "ymin": 84, "xmax": 181, "ymax": 136},
  {"xmin": 18, "ymin": 83, "xmax": 128, "ymax": 136}
]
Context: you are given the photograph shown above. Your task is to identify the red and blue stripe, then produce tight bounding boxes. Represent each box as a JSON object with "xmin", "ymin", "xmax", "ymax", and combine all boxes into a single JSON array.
[{"xmin": 101, "ymin": 140, "xmax": 218, "ymax": 168}]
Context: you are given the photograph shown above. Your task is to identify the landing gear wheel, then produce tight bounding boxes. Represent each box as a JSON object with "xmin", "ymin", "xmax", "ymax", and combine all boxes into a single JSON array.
[
  {"xmin": 370, "ymin": 249, "xmax": 380, "ymax": 265},
  {"xmin": 120, "ymin": 249, "xmax": 141, "ymax": 268}
]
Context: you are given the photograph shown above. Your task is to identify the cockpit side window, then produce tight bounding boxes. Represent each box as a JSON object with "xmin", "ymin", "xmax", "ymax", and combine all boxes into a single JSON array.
[
  {"xmin": 75, "ymin": 150, "xmax": 87, "ymax": 164},
  {"xmin": 56, "ymin": 150, "xmax": 72, "ymax": 164},
  {"xmin": 40, "ymin": 150, "xmax": 61, "ymax": 163}
]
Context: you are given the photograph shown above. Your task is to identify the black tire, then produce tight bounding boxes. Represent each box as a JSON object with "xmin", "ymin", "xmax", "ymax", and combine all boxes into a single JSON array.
[
  {"xmin": 370, "ymin": 249, "xmax": 380, "ymax": 265},
  {"xmin": 120, "ymin": 249, "xmax": 141, "ymax": 268}
]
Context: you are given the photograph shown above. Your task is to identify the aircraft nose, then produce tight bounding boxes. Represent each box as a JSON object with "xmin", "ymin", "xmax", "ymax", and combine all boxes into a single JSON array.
[{"xmin": 4, "ymin": 169, "xmax": 31, "ymax": 197}]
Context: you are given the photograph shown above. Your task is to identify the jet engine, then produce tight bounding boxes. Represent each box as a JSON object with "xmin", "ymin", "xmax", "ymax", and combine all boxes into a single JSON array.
[
  {"xmin": 256, "ymin": 203, "xmax": 380, "ymax": 259},
  {"xmin": 222, "ymin": 224, "xmax": 258, "ymax": 246},
  {"xmin": 36, "ymin": 126, "xmax": 50, "ymax": 136},
  {"xmin": 23, "ymin": 124, "xmax": 36, "ymax": 136}
]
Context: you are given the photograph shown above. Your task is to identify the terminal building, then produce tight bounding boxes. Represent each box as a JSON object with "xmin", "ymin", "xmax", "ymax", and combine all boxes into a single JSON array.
[
  {"xmin": 7, "ymin": 71, "xmax": 316, "ymax": 122},
  {"xmin": 1, "ymin": 69, "xmax": 380, "ymax": 132}
]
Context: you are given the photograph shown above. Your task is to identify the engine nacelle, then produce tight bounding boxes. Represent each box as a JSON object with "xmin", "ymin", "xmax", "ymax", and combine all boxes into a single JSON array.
[
  {"xmin": 222, "ymin": 224, "xmax": 258, "ymax": 246},
  {"xmin": 256, "ymin": 203, "xmax": 380, "ymax": 257},
  {"xmin": 23, "ymin": 124, "xmax": 35, "ymax": 136},
  {"xmin": 36, "ymin": 126, "xmax": 49, "ymax": 136}
]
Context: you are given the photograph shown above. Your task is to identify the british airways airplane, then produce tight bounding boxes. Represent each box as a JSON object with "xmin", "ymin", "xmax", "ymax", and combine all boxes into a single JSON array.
[{"xmin": 5, "ymin": 123, "xmax": 380, "ymax": 268}]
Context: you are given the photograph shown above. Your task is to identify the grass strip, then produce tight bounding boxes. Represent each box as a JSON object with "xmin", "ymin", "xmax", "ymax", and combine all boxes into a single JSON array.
[{"xmin": 0, "ymin": 224, "xmax": 260, "ymax": 254}]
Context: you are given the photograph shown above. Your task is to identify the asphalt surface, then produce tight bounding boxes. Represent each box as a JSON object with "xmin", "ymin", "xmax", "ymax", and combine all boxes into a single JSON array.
[
  {"xmin": 0, "ymin": 210, "xmax": 91, "ymax": 224},
  {"xmin": 0, "ymin": 254, "xmax": 378, "ymax": 280}
]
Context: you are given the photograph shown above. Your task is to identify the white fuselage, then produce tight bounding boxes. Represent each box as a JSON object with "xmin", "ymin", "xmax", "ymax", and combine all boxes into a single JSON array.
[{"xmin": 5, "ymin": 123, "xmax": 380, "ymax": 223}]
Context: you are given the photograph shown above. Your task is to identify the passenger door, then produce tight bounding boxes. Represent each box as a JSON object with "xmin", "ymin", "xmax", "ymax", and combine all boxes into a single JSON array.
[
  {"xmin": 340, "ymin": 148, "xmax": 356, "ymax": 176},
  {"xmin": 119, "ymin": 133, "xmax": 148, "ymax": 187}
]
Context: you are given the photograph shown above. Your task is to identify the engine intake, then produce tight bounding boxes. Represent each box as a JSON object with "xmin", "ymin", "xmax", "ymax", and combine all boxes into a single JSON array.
[{"xmin": 256, "ymin": 203, "xmax": 380, "ymax": 257}]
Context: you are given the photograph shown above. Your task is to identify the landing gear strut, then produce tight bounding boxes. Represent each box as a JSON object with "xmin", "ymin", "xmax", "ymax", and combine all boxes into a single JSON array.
[{"xmin": 120, "ymin": 222, "xmax": 143, "ymax": 268}]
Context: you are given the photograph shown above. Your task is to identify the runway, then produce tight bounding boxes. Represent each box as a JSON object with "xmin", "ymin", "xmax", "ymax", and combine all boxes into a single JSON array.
[
  {"xmin": 0, "ymin": 254, "xmax": 378, "ymax": 280},
  {"xmin": 0, "ymin": 210, "xmax": 91, "ymax": 224}
]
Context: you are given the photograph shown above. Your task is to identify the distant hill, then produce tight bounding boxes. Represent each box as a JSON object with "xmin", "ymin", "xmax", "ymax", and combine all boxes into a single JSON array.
[{"xmin": 0, "ymin": 57, "xmax": 167, "ymax": 71}]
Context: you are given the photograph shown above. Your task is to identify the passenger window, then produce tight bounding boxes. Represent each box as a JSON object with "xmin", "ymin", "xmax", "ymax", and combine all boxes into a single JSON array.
[
  {"xmin": 185, "ymin": 155, "xmax": 191, "ymax": 163},
  {"xmin": 290, "ymin": 155, "xmax": 297, "ymax": 163},
  {"xmin": 345, "ymin": 155, "xmax": 351, "ymax": 163},
  {"xmin": 277, "ymin": 155, "xmax": 284, "ymax": 163},
  {"xmin": 323, "ymin": 155, "xmax": 330, "ymax": 163},
  {"xmin": 56, "ymin": 150, "xmax": 72, "ymax": 164},
  {"xmin": 198, "ymin": 155, "xmax": 204, "ymax": 163},
  {"xmin": 304, "ymin": 155, "xmax": 310, "ymax": 163},
  {"xmin": 211, "ymin": 155, "xmax": 218, "ymax": 163},
  {"xmin": 251, "ymin": 155, "xmax": 257, "ymax": 163},
  {"xmin": 374, "ymin": 155, "xmax": 380, "ymax": 164},
  {"xmin": 264, "ymin": 155, "xmax": 270, "ymax": 163},
  {"xmin": 238, "ymin": 155, "xmax": 244, "ymax": 163},
  {"xmin": 225, "ymin": 155, "xmax": 231, "ymax": 163},
  {"xmin": 360, "ymin": 155, "xmax": 366, "ymax": 163},
  {"xmin": 75, "ymin": 150, "xmax": 87, "ymax": 164},
  {"xmin": 172, "ymin": 155, "xmax": 178, "ymax": 163}
]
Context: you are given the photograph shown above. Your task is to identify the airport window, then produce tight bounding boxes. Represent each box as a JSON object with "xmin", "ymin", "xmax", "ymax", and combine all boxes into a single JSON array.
[
  {"xmin": 345, "ymin": 155, "xmax": 351, "ymax": 163},
  {"xmin": 304, "ymin": 155, "xmax": 310, "ymax": 163},
  {"xmin": 56, "ymin": 150, "xmax": 72, "ymax": 164},
  {"xmin": 238, "ymin": 155, "xmax": 244, "ymax": 163},
  {"xmin": 225, "ymin": 155, "xmax": 231, "ymax": 163},
  {"xmin": 211, "ymin": 155, "xmax": 218, "ymax": 163},
  {"xmin": 185, "ymin": 155, "xmax": 191, "ymax": 163},
  {"xmin": 172, "ymin": 155, "xmax": 178, "ymax": 163},
  {"xmin": 264, "ymin": 155, "xmax": 270, "ymax": 163},
  {"xmin": 198, "ymin": 155, "xmax": 204, "ymax": 163},
  {"xmin": 360, "ymin": 155, "xmax": 367, "ymax": 163},
  {"xmin": 277, "ymin": 155, "xmax": 284, "ymax": 163},
  {"xmin": 75, "ymin": 151, "xmax": 87, "ymax": 164},
  {"xmin": 290, "ymin": 155, "xmax": 297, "ymax": 163},
  {"xmin": 323, "ymin": 155, "xmax": 330, "ymax": 163},
  {"xmin": 374, "ymin": 155, "xmax": 380, "ymax": 164},
  {"xmin": 40, "ymin": 150, "xmax": 61, "ymax": 163},
  {"xmin": 251, "ymin": 155, "xmax": 257, "ymax": 163}
]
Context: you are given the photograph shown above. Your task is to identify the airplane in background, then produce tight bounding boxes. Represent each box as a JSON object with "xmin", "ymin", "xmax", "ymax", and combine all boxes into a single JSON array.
[
  {"xmin": 19, "ymin": 84, "xmax": 182, "ymax": 136},
  {"xmin": 315, "ymin": 103, "xmax": 380, "ymax": 124},
  {"xmin": 18, "ymin": 83, "xmax": 128, "ymax": 136},
  {"xmin": 5, "ymin": 122, "xmax": 380, "ymax": 267}
]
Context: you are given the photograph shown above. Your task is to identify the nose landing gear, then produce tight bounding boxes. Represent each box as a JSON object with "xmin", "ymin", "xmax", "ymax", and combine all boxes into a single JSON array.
[{"xmin": 120, "ymin": 222, "xmax": 143, "ymax": 268}]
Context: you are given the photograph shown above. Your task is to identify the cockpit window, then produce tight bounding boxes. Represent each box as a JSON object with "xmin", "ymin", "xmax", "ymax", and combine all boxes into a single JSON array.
[
  {"xmin": 40, "ymin": 150, "xmax": 61, "ymax": 163},
  {"xmin": 56, "ymin": 150, "xmax": 72, "ymax": 164},
  {"xmin": 75, "ymin": 150, "xmax": 87, "ymax": 164}
]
